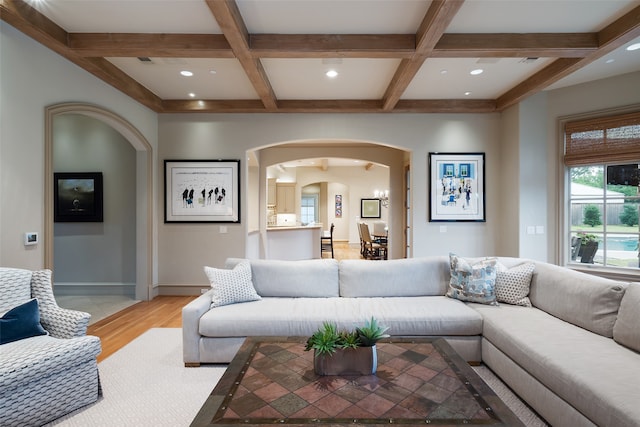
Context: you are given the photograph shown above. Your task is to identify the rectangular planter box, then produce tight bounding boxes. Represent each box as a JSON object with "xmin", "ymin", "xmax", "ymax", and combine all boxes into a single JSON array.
[{"xmin": 313, "ymin": 345, "xmax": 377, "ymax": 376}]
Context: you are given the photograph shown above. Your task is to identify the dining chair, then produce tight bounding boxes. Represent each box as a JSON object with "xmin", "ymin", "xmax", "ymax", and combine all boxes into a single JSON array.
[{"xmin": 321, "ymin": 223, "xmax": 335, "ymax": 258}]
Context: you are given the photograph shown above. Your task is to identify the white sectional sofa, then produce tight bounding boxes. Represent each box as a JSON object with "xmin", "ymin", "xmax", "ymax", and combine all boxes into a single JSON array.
[{"xmin": 182, "ymin": 256, "xmax": 640, "ymax": 427}]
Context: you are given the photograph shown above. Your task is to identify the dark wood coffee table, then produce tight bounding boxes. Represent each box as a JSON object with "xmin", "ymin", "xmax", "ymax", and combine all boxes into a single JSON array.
[{"xmin": 191, "ymin": 337, "xmax": 524, "ymax": 426}]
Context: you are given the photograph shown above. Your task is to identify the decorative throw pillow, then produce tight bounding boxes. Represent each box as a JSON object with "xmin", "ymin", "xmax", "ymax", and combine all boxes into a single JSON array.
[
  {"xmin": 0, "ymin": 298, "xmax": 48, "ymax": 344},
  {"xmin": 495, "ymin": 262, "xmax": 535, "ymax": 307},
  {"xmin": 204, "ymin": 260, "xmax": 261, "ymax": 308},
  {"xmin": 447, "ymin": 253, "xmax": 498, "ymax": 305}
]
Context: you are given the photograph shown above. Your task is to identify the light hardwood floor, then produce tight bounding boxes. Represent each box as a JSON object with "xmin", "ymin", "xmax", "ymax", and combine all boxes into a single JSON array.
[{"xmin": 89, "ymin": 242, "xmax": 362, "ymax": 362}]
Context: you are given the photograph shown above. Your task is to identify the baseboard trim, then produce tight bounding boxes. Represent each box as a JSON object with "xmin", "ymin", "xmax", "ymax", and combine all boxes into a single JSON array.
[
  {"xmin": 157, "ymin": 284, "xmax": 209, "ymax": 296},
  {"xmin": 54, "ymin": 282, "xmax": 136, "ymax": 297}
]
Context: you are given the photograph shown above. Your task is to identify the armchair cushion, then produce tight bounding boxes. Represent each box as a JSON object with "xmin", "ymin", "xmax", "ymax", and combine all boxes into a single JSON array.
[{"xmin": 0, "ymin": 299, "xmax": 48, "ymax": 344}]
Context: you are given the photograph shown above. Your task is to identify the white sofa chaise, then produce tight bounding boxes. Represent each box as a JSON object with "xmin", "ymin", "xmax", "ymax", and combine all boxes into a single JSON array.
[
  {"xmin": 182, "ymin": 256, "xmax": 640, "ymax": 427},
  {"xmin": 0, "ymin": 268, "xmax": 102, "ymax": 427}
]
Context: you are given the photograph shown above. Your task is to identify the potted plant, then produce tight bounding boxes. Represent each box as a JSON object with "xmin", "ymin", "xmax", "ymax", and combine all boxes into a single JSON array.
[
  {"xmin": 305, "ymin": 317, "xmax": 389, "ymax": 376},
  {"xmin": 578, "ymin": 232, "xmax": 599, "ymax": 264}
]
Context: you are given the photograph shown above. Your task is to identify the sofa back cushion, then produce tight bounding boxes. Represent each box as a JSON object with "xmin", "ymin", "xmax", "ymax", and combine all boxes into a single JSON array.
[
  {"xmin": 225, "ymin": 258, "xmax": 339, "ymax": 297},
  {"xmin": 529, "ymin": 262, "xmax": 627, "ymax": 337},
  {"xmin": 339, "ymin": 257, "xmax": 449, "ymax": 297},
  {"xmin": 0, "ymin": 267, "xmax": 32, "ymax": 314},
  {"xmin": 613, "ymin": 283, "xmax": 640, "ymax": 352}
]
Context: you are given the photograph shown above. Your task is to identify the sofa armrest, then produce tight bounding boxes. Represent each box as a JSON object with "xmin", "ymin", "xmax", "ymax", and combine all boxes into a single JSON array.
[
  {"xmin": 40, "ymin": 307, "xmax": 91, "ymax": 338},
  {"xmin": 182, "ymin": 291, "xmax": 213, "ymax": 366},
  {"xmin": 30, "ymin": 269, "xmax": 91, "ymax": 338}
]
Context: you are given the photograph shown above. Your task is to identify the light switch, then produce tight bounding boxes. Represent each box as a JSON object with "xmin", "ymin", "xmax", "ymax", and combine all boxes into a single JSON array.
[
  {"xmin": 527, "ymin": 226, "xmax": 535, "ymax": 235},
  {"xmin": 536, "ymin": 225, "xmax": 545, "ymax": 235},
  {"xmin": 219, "ymin": 226, "xmax": 228, "ymax": 234},
  {"xmin": 440, "ymin": 226, "xmax": 447, "ymax": 233}
]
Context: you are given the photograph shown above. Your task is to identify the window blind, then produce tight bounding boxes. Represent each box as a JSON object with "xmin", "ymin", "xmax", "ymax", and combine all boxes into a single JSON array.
[{"xmin": 564, "ymin": 111, "xmax": 640, "ymax": 166}]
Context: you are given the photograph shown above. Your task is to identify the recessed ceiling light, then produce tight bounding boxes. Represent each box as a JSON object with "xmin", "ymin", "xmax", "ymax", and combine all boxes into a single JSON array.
[
  {"xmin": 189, "ymin": 93, "xmax": 196, "ymax": 98},
  {"xmin": 209, "ymin": 70, "xmax": 217, "ymax": 75},
  {"xmin": 440, "ymin": 69, "xmax": 448, "ymax": 75},
  {"xmin": 326, "ymin": 70, "xmax": 338, "ymax": 78},
  {"xmin": 605, "ymin": 58, "xmax": 615, "ymax": 64},
  {"xmin": 180, "ymin": 70, "xmax": 193, "ymax": 77},
  {"xmin": 470, "ymin": 69, "xmax": 483, "ymax": 75},
  {"xmin": 464, "ymin": 91, "xmax": 472, "ymax": 96},
  {"xmin": 197, "ymin": 100, "xmax": 205, "ymax": 107},
  {"xmin": 626, "ymin": 43, "xmax": 640, "ymax": 51}
]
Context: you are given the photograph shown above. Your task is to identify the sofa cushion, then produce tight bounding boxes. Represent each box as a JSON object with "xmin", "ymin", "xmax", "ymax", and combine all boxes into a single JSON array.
[
  {"xmin": 204, "ymin": 261, "xmax": 261, "ymax": 308},
  {"xmin": 446, "ymin": 254, "xmax": 498, "ymax": 305},
  {"xmin": 0, "ymin": 299, "xmax": 48, "ymax": 344},
  {"xmin": 0, "ymin": 267, "xmax": 32, "ymax": 314},
  {"xmin": 613, "ymin": 283, "xmax": 640, "ymax": 352},
  {"xmin": 528, "ymin": 262, "xmax": 627, "ymax": 337},
  {"xmin": 339, "ymin": 257, "xmax": 449, "ymax": 297},
  {"xmin": 226, "ymin": 258, "xmax": 340, "ymax": 297},
  {"xmin": 198, "ymin": 296, "xmax": 482, "ymax": 337},
  {"xmin": 473, "ymin": 303, "xmax": 640, "ymax": 427},
  {"xmin": 495, "ymin": 262, "xmax": 535, "ymax": 307}
]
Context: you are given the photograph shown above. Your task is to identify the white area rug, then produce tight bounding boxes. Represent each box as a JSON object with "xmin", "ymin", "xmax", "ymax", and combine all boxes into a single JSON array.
[
  {"xmin": 46, "ymin": 329, "xmax": 546, "ymax": 426},
  {"xmin": 46, "ymin": 328, "xmax": 225, "ymax": 427}
]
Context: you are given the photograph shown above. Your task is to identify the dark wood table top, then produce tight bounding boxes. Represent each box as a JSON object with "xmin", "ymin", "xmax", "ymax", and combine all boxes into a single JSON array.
[{"xmin": 191, "ymin": 336, "xmax": 524, "ymax": 427}]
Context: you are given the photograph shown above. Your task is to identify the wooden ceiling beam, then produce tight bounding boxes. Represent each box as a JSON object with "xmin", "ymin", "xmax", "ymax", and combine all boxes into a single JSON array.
[
  {"xmin": 206, "ymin": 0, "xmax": 278, "ymax": 111},
  {"xmin": 249, "ymin": 34, "xmax": 416, "ymax": 58},
  {"xmin": 0, "ymin": 0, "xmax": 163, "ymax": 112},
  {"xmin": 68, "ymin": 33, "xmax": 234, "ymax": 58},
  {"xmin": 496, "ymin": 5, "xmax": 640, "ymax": 111},
  {"xmin": 432, "ymin": 33, "xmax": 598, "ymax": 58},
  {"xmin": 382, "ymin": 0, "xmax": 465, "ymax": 111},
  {"xmin": 161, "ymin": 99, "xmax": 267, "ymax": 113}
]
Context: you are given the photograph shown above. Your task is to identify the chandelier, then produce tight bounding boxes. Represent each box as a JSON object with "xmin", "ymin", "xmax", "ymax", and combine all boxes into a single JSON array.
[{"xmin": 374, "ymin": 190, "xmax": 389, "ymax": 208}]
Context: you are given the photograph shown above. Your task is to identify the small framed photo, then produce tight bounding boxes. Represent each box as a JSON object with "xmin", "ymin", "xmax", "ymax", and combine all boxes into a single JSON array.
[
  {"xmin": 361, "ymin": 198, "xmax": 381, "ymax": 219},
  {"xmin": 429, "ymin": 152, "xmax": 485, "ymax": 222},
  {"xmin": 54, "ymin": 172, "xmax": 103, "ymax": 222},
  {"xmin": 24, "ymin": 232, "xmax": 38, "ymax": 246},
  {"xmin": 164, "ymin": 159, "xmax": 240, "ymax": 223}
]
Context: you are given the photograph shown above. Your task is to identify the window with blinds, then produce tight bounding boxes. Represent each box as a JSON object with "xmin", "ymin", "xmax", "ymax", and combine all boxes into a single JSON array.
[
  {"xmin": 564, "ymin": 110, "xmax": 640, "ymax": 272},
  {"xmin": 564, "ymin": 111, "xmax": 640, "ymax": 166}
]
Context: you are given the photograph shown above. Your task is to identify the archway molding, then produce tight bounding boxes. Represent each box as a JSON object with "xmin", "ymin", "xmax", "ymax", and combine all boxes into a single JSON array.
[{"xmin": 44, "ymin": 103, "xmax": 153, "ymax": 300}]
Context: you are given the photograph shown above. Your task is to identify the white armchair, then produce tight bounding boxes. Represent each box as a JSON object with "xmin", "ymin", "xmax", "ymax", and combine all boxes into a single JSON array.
[{"xmin": 0, "ymin": 268, "xmax": 102, "ymax": 426}]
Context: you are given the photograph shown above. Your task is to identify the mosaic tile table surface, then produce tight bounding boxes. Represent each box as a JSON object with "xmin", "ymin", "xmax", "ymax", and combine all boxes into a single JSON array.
[{"xmin": 191, "ymin": 337, "xmax": 523, "ymax": 426}]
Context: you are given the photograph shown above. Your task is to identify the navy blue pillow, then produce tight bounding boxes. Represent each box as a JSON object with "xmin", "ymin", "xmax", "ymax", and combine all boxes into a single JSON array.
[{"xmin": 0, "ymin": 298, "xmax": 48, "ymax": 344}]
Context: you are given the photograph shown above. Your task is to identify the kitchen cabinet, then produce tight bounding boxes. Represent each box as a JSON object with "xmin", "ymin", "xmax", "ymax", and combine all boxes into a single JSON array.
[
  {"xmin": 276, "ymin": 183, "xmax": 296, "ymax": 213},
  {"xmin": 267, "ymin": 178, "xmax": 276, "ymax": 206}
]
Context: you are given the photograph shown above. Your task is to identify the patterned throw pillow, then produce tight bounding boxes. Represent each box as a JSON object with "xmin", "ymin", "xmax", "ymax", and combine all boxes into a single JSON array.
[
  {"xmin": 495, "ymin": 262, "xmax": 535, "ymax": 307},
  {"xmin": 447, "ymin": 253, "xmax": 498, "ymax": 305},
  {"xmin": 204, "ymin": 260, "xmax": 261, "ymax": 308}
]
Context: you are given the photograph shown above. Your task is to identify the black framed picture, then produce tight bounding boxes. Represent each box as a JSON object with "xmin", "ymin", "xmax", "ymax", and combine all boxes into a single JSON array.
[
  {"xmin": 54, "ymin": 172, "xmax": 103, "ymax": 222},
  {"xmin": 429, "ymin": 152, "xmax": 486, "ymax": 222},
  {"xmin": 361, "ymin": 198, "xmax": 381, "ymax": 219},
  {"xmin": 164, "ymin": 159, "xmax": 241, "ymax": 223}
]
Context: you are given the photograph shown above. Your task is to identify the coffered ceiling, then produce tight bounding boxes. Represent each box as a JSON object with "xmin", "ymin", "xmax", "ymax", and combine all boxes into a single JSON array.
[{"xmin": 2, "ymin": 0, "xmax": 640, "ymax": 114}]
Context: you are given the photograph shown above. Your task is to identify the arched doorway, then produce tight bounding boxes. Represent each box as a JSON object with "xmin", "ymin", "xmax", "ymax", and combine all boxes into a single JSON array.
[{"xmin": 44, "ymin": 103, "xmax": 153, "ymax": 301}]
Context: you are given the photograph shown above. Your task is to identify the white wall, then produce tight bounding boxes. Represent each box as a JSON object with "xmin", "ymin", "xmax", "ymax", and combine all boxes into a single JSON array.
[
  {"xmin": 158, "ymin": 113, "xmax": 501, "ymax": 284},
  {"xmin": 0, "ymin": 23, "xmax": 158, "ymax": 272},
  {"xmin": 53, "ymin": 114, "xmax": 136, "ymax": 285}
]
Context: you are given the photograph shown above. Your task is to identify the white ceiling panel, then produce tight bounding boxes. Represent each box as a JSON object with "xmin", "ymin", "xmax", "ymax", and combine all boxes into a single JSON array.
[
  {"xmin": 262, "ymin": 58, "xmax": 401, "ymax": 100},
  {"xmin": 404, "ymin": 57, "xmax": 554, "ymax": 99},
  {"xmin": 30, "ymin": 0, "xmax": 221, "ymax": 33},
  {"xmin": 237, "ymin": 0, "xmax": 430, "ymax": 34},
  {"xmin": 106, "ymin": 58, "xmax": 258, "ymax": 99},
  {"xmin": 448, "ymin": 0, "xmax": 639, "ymax": 33}
]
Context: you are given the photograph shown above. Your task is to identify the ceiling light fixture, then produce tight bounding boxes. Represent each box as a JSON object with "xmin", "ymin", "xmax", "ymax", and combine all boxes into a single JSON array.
[
  {"xmin": 209, "ymin": 70, "xmax": 217, "ymax": 75},
  {"xmin": 189, "ymin": 93, "xmax": 196, "ymax": 98},
  {"xmin": 605, "ymin": 59, "xmax": 615, "ymax": 64},
  {"xmin": 470, "ymin": 69, "xmax": 484, "ymax": 75},
  {"xmin": 464, "ymin": 91, "xmax": 472, "ymax": 96},
  {"xmin": 326, "ymin": 70, "xmax": 338, "ymax": 78},
  {"xmin": 180, "ymin": 70, "xmax": 193, "ymax": 77},
  {"xmin": 626, "ymin": 43, "xmax": 640, "ymax": 51},
  {"xmin": 440, "ymin": 69, "xmax": 448, "ymax": 75}
]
